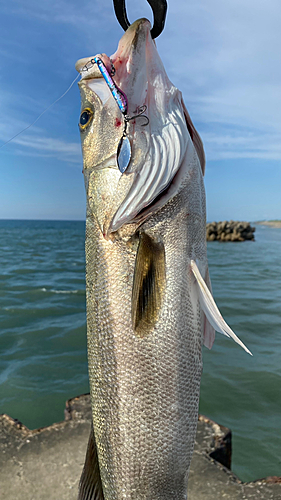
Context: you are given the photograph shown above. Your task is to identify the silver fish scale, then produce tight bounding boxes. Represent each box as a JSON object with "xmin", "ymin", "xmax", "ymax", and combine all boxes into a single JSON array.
[{"xmin": 85, "ymin": 149, "xmax": 206, "ymax": 500}]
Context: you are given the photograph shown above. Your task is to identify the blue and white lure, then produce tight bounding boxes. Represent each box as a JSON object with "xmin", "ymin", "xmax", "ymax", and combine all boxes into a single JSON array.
[
  {"xmin": 92, "ymin": 57, "xmax": 128, "ymax": 114},
  {"xmin": 82, "ymin": 56, "xmax": 149, "ymax": 174}
]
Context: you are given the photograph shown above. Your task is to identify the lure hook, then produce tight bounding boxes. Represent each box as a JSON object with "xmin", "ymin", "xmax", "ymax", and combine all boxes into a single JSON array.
[{"xmin": 113, "ymin": 0, "xmax": 167, "ymax": 39}]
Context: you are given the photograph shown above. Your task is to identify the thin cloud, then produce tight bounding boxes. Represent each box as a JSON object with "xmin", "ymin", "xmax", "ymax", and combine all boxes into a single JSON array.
[
  {"xmin": 11, "ymin": 135, "xmax": 81, "ymax": 163},
  {"xmin": 157, "ymin": 0, "xmax": 281, "ymax": 161},
  {"xmin": 2, "ymin": 0, "xmax": 114, "ymax": 29},
  {"xmin": 0, "ymin": 114, "xmax": 81, "ymax": 163},
  {"xmin": 1, "ymin": 0, "xmax": 280, "ymax": 163},
  {"xmin": 203, "ymin": 130, "xmax": 281, "ymax": 161}
]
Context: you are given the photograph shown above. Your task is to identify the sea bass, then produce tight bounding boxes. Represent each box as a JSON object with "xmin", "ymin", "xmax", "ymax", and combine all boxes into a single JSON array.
[{"xmin": 75, "ymin": 18, "xmax": 251, "ymax": 500}]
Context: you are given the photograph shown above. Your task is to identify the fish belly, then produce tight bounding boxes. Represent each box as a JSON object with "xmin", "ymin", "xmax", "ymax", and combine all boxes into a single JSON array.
[{"xmin": 85, "ymin": 178, "xmax": 205, "ymax": 500}]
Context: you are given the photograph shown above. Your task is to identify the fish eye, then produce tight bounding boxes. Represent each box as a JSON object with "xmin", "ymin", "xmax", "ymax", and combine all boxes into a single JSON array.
[{"xmin": 79, "ymin": 108, "xmax": 94, "ymax": 130}]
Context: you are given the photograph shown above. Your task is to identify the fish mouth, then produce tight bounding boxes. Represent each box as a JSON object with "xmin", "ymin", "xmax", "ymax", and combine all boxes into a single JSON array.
[
  {"xmin": 105, "ymin": 18, "xmax": 191, "ymax": 234},
  {"xmin": 110, "ymin": 18, "xmax": 153, "ymax": 118},
  {"xmin": 123, "ymin": 17, "xmax": 152, "ymax": 45}
]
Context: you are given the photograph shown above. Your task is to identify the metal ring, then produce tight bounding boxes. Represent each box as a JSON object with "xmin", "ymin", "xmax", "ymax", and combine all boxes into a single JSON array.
[{"xmin": 113, "ymin": 0, "xmax": 167, "ymax": 39}]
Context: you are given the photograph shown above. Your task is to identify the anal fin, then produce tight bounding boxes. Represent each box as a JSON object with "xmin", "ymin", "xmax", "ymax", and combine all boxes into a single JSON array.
[
  {"xmin": 190, "ymin": 260, "xmax": 252, "ymax": 355},
  {"xmin": 78, "ymin": 424, "xmax": 104, "ymax": 500}
]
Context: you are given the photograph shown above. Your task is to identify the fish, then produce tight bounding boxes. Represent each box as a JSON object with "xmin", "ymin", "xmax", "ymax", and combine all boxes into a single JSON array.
[{"xmin": 75, "ymin": 18, "xmax": 251, "ymax": 500}]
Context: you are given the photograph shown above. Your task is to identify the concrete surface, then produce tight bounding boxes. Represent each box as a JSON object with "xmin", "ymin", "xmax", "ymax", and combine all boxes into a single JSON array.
[{"xmin": 0, "ymin": 394, "xmax": 280, "ymax": 499}]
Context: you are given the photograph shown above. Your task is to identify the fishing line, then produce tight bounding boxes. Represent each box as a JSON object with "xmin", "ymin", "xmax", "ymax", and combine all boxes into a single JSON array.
[{"xmin": 0, "ymin": 73, "xmax": 80, "ymax": 150}]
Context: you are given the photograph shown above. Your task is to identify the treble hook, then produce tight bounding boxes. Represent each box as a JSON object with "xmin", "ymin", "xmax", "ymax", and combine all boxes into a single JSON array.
[{"xmin": 113, "ymin": 0, "xmax": 167, "ymax": 39}]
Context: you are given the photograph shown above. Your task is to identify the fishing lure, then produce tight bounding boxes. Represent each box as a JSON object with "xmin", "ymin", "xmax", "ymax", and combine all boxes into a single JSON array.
[{"xmin": 81, "ymin": 56, "xmax": 149, "ymax": 174}]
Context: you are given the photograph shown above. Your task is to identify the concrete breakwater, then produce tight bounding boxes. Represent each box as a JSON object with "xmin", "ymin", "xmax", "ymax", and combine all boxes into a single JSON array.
[
  {"xmin": 207, "ymin": 220, "xmax": 255, "ymax": 242},
  {"xmin": 1, "ymin": 394, "xmax": 280, "ymax": 499}
]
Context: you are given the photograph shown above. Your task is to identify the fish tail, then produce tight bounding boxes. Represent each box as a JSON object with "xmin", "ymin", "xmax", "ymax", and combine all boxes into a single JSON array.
[{"xmin": 78, "ymin": 424, "xmax": 104, "ymax": 500}]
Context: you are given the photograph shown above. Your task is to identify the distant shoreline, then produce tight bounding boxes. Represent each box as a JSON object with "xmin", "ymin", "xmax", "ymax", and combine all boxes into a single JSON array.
[
  {"xmin": 255, "ymin": 220, "xmax": 281, "ymax": 228},
  {"xmin": 1, "ymin": 218, "xmax": 280, "ymax": 228}
]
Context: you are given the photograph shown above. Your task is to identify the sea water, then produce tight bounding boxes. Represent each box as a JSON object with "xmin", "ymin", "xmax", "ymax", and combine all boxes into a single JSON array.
[{"xmin": 0, "ymin": 220, "xmax": 280, "ymax": 482}]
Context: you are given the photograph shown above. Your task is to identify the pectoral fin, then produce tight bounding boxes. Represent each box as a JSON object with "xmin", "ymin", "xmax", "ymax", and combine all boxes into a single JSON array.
[
  {"xmin": 190, "ymin": 260, "xmax": 252, "ymax": 355},
  {"xmin": 132, "ymin": 233, "xmax": 165, "ymax": 337},
  {"xmin": 78, "ymin": 424, "xmax": 104, "ymax": 500}
]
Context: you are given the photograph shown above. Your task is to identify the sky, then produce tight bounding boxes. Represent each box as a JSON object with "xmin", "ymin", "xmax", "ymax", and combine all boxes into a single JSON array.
[{"xmin": 0, "ymin": 0, "xmax": 280, "ymax": 221}]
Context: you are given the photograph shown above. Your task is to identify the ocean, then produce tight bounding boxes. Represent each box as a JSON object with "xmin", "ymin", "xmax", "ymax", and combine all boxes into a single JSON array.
[{"xmin": 0, "ymin": 220, "xmax": 280, "ymax": 482}]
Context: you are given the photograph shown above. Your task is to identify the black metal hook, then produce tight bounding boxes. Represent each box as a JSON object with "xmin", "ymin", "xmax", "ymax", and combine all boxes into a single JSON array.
[{"xmin": 113, "ymin": 0, "xmax": 167, "ymax": 39}]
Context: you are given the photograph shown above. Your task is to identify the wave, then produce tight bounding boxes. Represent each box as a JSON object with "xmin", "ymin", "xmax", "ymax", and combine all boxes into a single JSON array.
[{"xmin": 40, "ymin": 288, "xmax": 79, "ymax": 294}]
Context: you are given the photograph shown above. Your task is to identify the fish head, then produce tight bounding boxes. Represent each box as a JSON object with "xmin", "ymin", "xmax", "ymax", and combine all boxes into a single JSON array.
[{"xmin": 76, "ymin": 18, "xmax": 205, "ymax": 237}]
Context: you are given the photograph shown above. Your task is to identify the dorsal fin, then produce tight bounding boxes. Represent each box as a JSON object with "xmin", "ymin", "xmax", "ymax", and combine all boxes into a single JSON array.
[
  {"xmin": 78, "ymin": 424, "xmax": 104, "ymax": 500},
  {"xmin": 132, "ymin": 233, "xmax": 165, "ymax": 337}
]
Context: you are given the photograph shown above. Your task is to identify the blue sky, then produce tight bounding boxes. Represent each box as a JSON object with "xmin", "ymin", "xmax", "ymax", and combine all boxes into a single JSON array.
[{"xmin": 0, "ymin": 0, "xmax": 280, "ymax": 221}]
